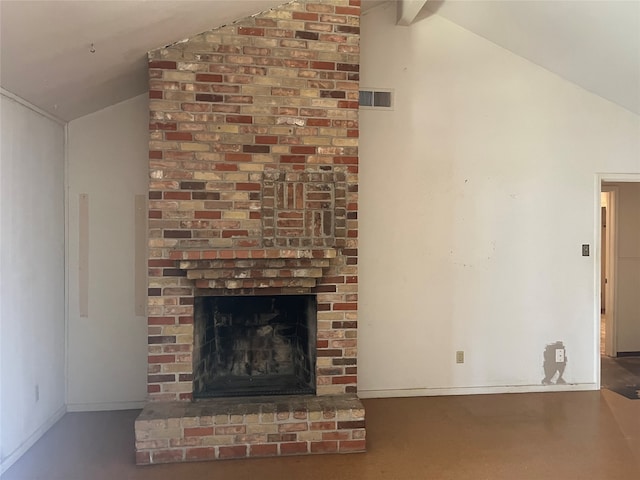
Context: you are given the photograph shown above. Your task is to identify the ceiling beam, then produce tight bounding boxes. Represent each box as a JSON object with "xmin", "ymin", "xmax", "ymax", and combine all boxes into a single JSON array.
[{"xmin": 397, "ymin": 0, "xmax": 428, "ymax": 26}]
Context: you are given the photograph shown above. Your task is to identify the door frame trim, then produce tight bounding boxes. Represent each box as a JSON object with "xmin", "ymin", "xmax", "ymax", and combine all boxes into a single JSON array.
[{"xmin": 600, "ymin": 187, "xmax": 617, "ymax": 357}]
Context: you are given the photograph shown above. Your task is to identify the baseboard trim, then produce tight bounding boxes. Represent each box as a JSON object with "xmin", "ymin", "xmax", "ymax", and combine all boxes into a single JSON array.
[
  {"xmin": 66, "ymin": 400, "xmax": 146, "ymax": 412},
  {"xmin": 358, "ymin": 383, "xmax": 598, "ymax": 399},
  {"xmin": 0, "ymin": 404, "xmax": 67, "ymax": 476}
]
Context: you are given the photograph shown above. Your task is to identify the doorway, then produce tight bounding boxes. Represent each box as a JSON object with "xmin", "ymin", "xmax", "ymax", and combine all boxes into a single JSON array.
[{"xmin": 598, "ymin": 178, "xmax": 640, "ymax": 398}]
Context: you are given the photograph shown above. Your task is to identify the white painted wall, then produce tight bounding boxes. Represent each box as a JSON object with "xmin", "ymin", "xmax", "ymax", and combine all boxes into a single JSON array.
[
  {"xmin": 358, "ymin": 4, "xmax": 640, "ymax": 397},
  {"xmin": 0, "ymin": 94, "xmax": 66, "ymax": 472},
  {"xmin": 66, "ymin": 94, "xmax": 148, "ymax": 410},
  {"xmin": 611, "ymin": 183, "xmax": 640, "ymax": 353},
  {"xmin": 24, "ymin": 4, "xmax": 638, "ymax": 418}
]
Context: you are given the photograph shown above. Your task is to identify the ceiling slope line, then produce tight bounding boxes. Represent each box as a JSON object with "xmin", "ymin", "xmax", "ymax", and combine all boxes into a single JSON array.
[{"xmin": 397, "ymin": 0, "xmax": 428, "ymax": 26}]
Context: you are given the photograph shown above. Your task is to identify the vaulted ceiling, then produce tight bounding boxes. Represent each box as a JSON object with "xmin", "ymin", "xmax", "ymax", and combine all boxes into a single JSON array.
[
  {"xmin": 1, "ymin": 0, "xmax": 638, "ymax": 121},
  {"xmin": 426, "ymin": 0, "xmax": 640, "ymax": 116},
  {"xmin": 0, "ymin": 0, "xmax": 285, "ymax": 120}
]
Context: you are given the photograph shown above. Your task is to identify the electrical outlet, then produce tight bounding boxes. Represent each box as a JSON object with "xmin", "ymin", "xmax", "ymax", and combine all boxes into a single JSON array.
[
  {"xmin": 555, "ymin": 348, "xmax": 565, "ymax": 363},
  {"xmin": 456, "ymin": 351, "xmax": 464, "ymax": 364},
  {"xmin": 35, "ymin": 385, "xmax": 39, "ymax": 402}
]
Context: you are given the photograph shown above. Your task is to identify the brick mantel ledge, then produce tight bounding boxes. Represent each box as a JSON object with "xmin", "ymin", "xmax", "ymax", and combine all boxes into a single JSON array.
[
  {"xmin": 171, "ymin": 248, "xmax": 338, "ymax": 289},
  {"xmin": 169, "ymin": 248, "xmax": 337, "ymax": 261}
]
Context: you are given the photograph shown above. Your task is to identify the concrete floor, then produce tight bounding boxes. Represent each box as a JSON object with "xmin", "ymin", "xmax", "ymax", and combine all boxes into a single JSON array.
[{"xmin": 3, "ymin": 390, "xmax": 639, "ymax": 480}]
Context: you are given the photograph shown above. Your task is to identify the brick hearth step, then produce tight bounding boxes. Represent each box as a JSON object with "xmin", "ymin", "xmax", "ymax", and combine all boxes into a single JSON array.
[{"xmin": 135, "ymin": 394, "xmax": 366, "ymax": 465}]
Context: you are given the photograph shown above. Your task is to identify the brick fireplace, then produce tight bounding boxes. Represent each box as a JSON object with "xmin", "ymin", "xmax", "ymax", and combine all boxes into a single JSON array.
[{"xmin": 135, "ymin": 0, "xmax": 365, "ymax": 465}]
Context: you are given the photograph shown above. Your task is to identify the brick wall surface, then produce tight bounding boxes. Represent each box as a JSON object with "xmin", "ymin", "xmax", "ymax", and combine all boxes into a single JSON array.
[
  {"xmin": 135, "ymin": 395, "xmax": 365, "ymax": 464},
  {"xmin": 147, "ymin": 0, "xmax": 360, "ymax": 402}
]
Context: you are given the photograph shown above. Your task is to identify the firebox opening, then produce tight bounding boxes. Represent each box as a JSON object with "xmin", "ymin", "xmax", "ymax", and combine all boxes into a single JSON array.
[{"xmin": 193, "ymin": 295, "xmax": 317, "ymax": 398}]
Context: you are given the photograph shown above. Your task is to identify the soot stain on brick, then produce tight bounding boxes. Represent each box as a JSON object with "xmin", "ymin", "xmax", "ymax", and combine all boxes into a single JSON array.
[{"xmin": 542, "ymin": 341, "xmax": 567, "ymax": 385}]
